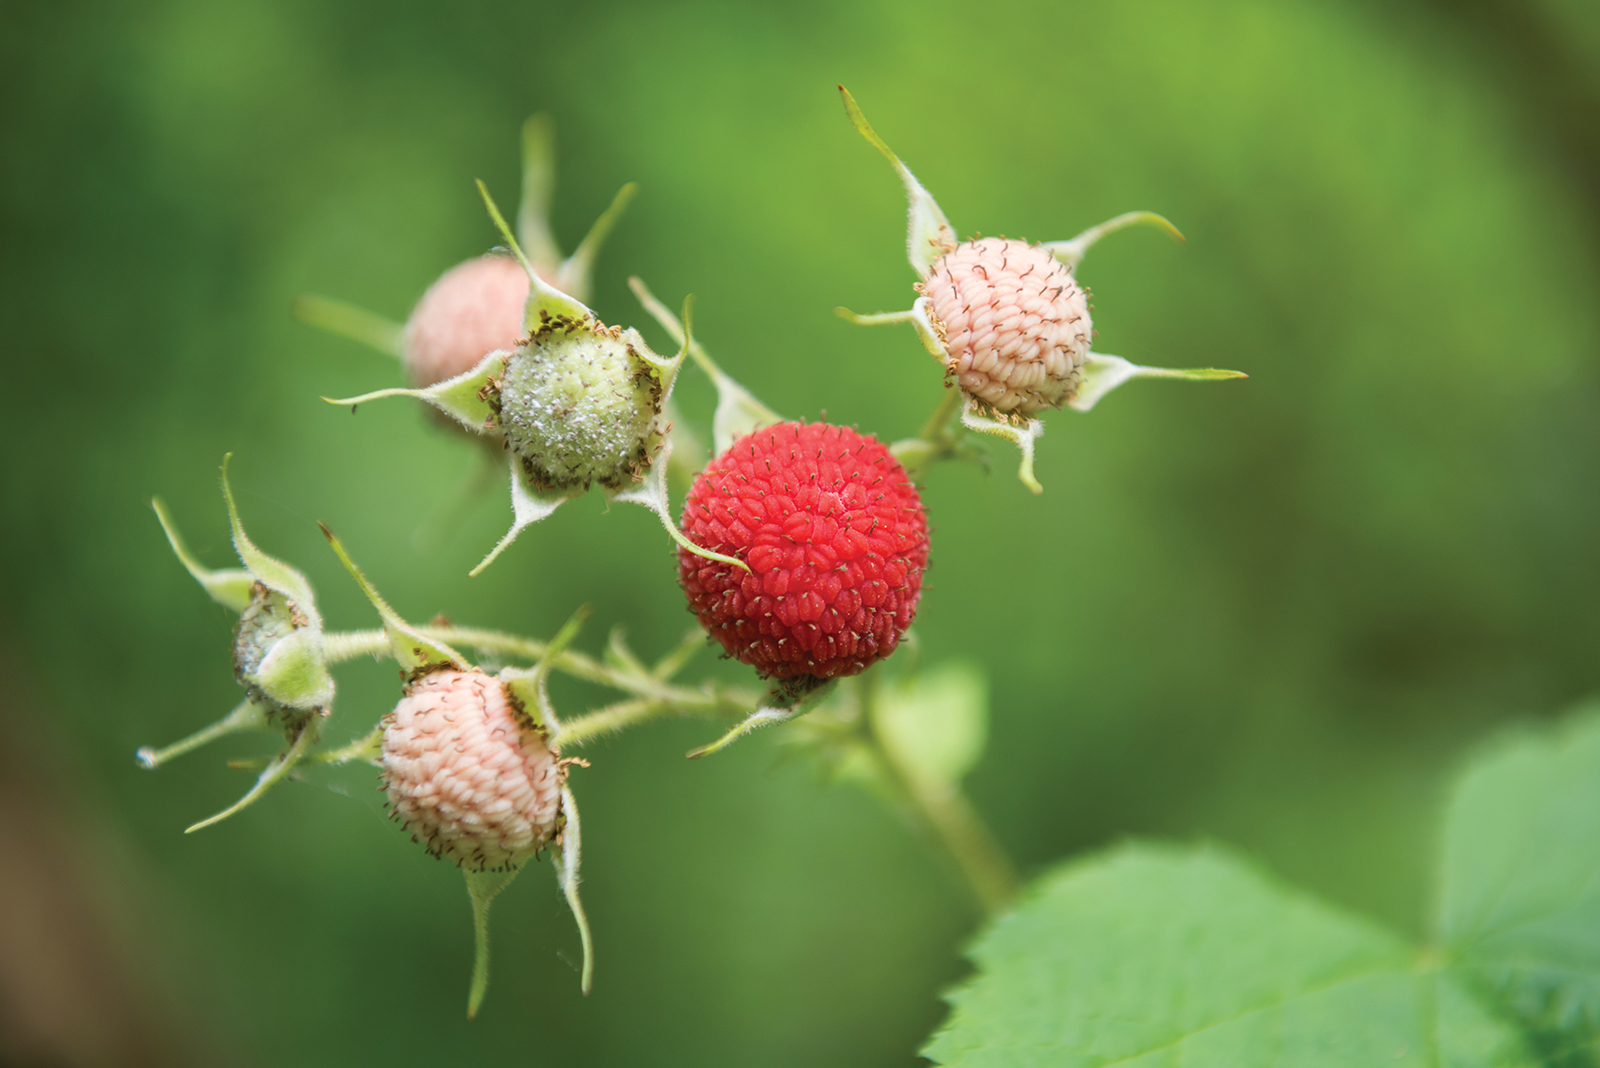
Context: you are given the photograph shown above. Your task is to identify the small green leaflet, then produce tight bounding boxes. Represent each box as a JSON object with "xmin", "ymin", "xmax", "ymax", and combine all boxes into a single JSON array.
[{"xmin": 925, "ymin": 706, "xmax": 1600, "ymax": 1066}]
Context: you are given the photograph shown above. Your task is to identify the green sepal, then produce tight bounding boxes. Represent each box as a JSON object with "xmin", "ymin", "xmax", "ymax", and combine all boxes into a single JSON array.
[
  {"xmin": 515, "ymin": 113, "xmax": 562, "ymax": 277},
  {"xmin": 1044, "ymin": 211, "xmax": 1185, "ymax": 272},
  {"xmin": 465, "ymin": 867, "xmax": 520, "ymax": 1019},
  {"xmin": 319, "ymin": 523, "xmax": 467, "ymax": 674},
  {"xmin": 470, "ymin": 464, "xmax": 572, "ymax": 577},
  {"xmin": 1071, "ymin": 352, "xmax": 1247, "ymax": 413},
  {"xmin": 687, "ymin": 680, "xmax": 838, "ymax": 759},
  {"xmin": 623, "ymin": 319, "xmax": 685, "ymax": 389},
  {"xmin": 184, "ymin": 718, "xmax": 320, "ymax": 834},
  {"xmin": 474, "ymin": 179, "xmax": 595, "ymax": 328},
  {"xmin": 291, "ymin": 294, "xmax": 404, "ymax": 357},
  {"xmin": 321, "ymin": 349, "xmax": 502, "ymax": 436},
  {"xmin": 136, "ymin": 698, "xmax": 270, "ymax": 770},
  {"xmin": 516, "ymin": 113, "xmax": 636, "ymax": 304},
  {"xmin": 552, "ymin": 786, "xmax": 594, "ymax": 995},
  {"xmin": 313, "ymin": 722, "xmax": 385, "ymax": 767},
  {"xmin": 611, "ymin": 436, "xmax": 750, "ymax": 572},
  {"xmin": 501, "ymin": 606, "xmax": 590, "ymax": 737},
  {"xmin": 601, "ymin": 626, "xmax": 650, "ymax": 683},
  {"xmin": 555, "ymin": 182, "xmax": 637, "ymax": 305},
  {"xmin": 252, "ymin": 627, "xmax": 336, "ymax": 710},
  {"xmin": 960, "ymin": 400, "xmax": 1044, "ymax": 495},
  {"xmin": 151, "ymin": 498, "xmax": 253, "ymax": 612},
  {"xmin": 220, "ymin": 455, "xmax": 324, "ymax": 625},
  {"xmin": 629, "ymin": 275, "xmax": 783, "ymax": 455},
  {"xmin": 839, "ymin": 86, "xmax": 956, "ymax": 276},
  {"xmin": 836, "ymin": 297, "xmax": 948, "ymax": 362}
]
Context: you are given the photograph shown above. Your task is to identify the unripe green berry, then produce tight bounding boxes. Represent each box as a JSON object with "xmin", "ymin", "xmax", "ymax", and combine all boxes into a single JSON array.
[{"xmin": 496, "ymin": 322, "xmax": 663, "ymax": 492}]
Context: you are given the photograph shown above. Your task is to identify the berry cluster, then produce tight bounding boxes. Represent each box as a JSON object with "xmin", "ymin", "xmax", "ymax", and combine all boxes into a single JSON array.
[{"xmin": 144, "ymin": 91, "xmax": 1239, "ymax": 1016}]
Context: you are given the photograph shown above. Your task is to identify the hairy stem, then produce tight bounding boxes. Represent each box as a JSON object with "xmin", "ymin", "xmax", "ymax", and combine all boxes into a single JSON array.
[
  {"xmin": 895, "ymin": 387, "xmax": 969, "ymax": 481},
  {"xmin": 858, "ymin": 678, "xmax": 1019, "ymax": 915},
  {"xmin": 322, "ymin": 625, "xmax": 762, "ymax": 725},
  {"xmin": 891, "ymin": 767, "xmax": 1019, "ymax": 915},
  {"xmin": 918, "ymin": 385, "xmax": 964, "ymax": 444}
]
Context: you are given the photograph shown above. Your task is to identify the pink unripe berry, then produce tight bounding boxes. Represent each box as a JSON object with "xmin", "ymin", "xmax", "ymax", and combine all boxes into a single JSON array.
[
  {"xmin": 401, "ymin": 255, "xmax": 530, "ymax": 389},
  {"xmin": 380, "ymin": 670, "xmax": 565, "ymax": 872},
  {"xmin": 919, "ymin": 238, "xmax": 1092, "ymax": 416}
]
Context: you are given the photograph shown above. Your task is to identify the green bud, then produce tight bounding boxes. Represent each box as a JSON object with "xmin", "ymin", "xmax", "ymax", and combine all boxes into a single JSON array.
[{"xmin": 233, "ymin": 582, "xmax": 333, "ymax": 726}]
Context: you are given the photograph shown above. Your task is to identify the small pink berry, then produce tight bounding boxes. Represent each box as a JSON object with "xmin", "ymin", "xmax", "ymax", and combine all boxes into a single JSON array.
[
  {"xmin": 380, "ymin": 669, "xmax": 566, "ymax": 872},
  {"xmin": 401, "ymin": 255, "xmax": 530, "ymax": 389},
  {"xmin": 918, "ymin": 238, "xmax": 1092, "ymax": 416}
]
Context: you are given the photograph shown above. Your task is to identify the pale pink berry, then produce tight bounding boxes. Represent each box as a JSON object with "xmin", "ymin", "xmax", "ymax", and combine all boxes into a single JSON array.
[
  {"xmin": 380, "ymin": 669, "xmax": 565, "ymax": 872},
  {"xmin": 919, "ymin": 238, "xmax": 1092, "ymax": 416},
  {"xmin": 401, "ymin": 255, "xmax": 530, "ymax": 388}
]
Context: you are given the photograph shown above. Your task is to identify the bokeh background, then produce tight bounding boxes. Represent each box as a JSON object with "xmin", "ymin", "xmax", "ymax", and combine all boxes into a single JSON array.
[{"xmin": 3, "ymin": 0, "xmax": 1599, "ymax": 1064}]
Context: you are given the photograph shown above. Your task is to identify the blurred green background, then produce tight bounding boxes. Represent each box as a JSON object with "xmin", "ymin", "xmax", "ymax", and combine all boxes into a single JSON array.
[{"xmin": 3, "ymin": 0, "xmax": 1599, "ymax": 1064}]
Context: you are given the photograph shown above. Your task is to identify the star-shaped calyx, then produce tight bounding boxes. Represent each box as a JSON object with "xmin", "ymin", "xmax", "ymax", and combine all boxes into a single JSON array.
[
  {"xmin": 140, "ymin": 455, "xmax": 338, "ymax": 832},
  {"xmin": 319, "ymin": 525, "xmax": 595, "ymax": 1013},
  {"xmin": 324, "ymin": 184, "xmax": 746, "ymax": 576},
  {"xmin": 835, "ymin": 87, "xmax": 1245, "ymax": 493}
]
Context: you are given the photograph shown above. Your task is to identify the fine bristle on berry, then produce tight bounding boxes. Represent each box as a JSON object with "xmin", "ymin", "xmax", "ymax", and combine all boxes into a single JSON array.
[
  {"xmin": 920, "ymin": 238, "xmax": 1092, "ymax": 416},
  {"xmin": 402, "ymin": 255, "xmax": 530, "ymax": 389},
  {"xmin": 677, "ymin": 422, "xmax": 929, "ymax": 682},
  {"xmin": 497, "ymin": 327, "xmax": 661, "ymax": 492},
  {"xmin": 381, "ymin": 670, "xmax": 565, "ymax": 872}
]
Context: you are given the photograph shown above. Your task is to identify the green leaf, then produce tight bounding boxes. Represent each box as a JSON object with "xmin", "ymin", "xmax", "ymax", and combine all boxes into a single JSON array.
[
  {"xmin": 925, "ymin": 844, "xmax": 1534, "ymax": 1067},
  {"xmin": 872, "ymin": 661, "xmax": 987, "ymax": 787},
  {"xmin": 1438, "ymin": 707, "xmax": 1600, "ymax": 1063}
]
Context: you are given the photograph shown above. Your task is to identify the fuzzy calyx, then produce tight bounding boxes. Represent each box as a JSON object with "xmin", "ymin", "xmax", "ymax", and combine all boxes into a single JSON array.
[
  {"xmin": 233, "ymin": 582, "xmax": 328, "ymax": 726},
  {"xmin": 678, "ymin": 422, "xmax": 929, "ymax": 682},
  {"xmin": 920, "ymin": 238, "xmax": 1091, "ymax": 416}
]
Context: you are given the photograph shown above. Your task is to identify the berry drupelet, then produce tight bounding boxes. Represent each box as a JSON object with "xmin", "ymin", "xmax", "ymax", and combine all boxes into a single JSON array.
[{"xmin": 678, "ymin": 422, "xmax": 929, "ymax": 684}]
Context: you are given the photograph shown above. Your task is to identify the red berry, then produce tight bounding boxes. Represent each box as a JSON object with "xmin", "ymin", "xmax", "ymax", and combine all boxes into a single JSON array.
[{"xmin": 678, "ymin": 422, "xmax": 930, "ymax": 681}]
